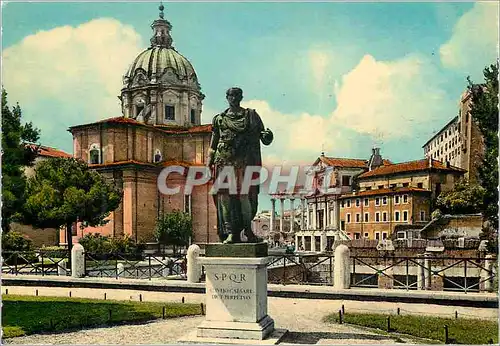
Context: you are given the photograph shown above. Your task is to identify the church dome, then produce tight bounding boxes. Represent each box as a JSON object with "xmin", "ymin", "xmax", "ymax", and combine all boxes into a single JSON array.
[
  {"xmin": 124, "ymin": 46, "xmax": 198, "ymax": 86},
  {"xmin": 122, "ymin": 4, "xmax": 200, "ymax": 90}
]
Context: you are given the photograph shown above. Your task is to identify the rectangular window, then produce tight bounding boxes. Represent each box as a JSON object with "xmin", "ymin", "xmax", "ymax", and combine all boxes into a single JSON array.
[
  {"xmin": 355, "ymin": 213, "xmax": 360, "ymax": 223},
  {"xmin": 375, "ymin": 197, "xmax": 380, "ymax": 206},
  {"xmin": 397, "ymin": 232, "xmax": 406, "ymax": 239},
  {"xmin": 403, "ymin": 194, "xmax": 408, "ymax": 203},
  {"xmin": 417, "ymin": 182, "xmax": 423, "ymax": 188},
  {"xmin": 390, "ymin": 183, "xmax": 397, "ymax": 188},
  {"xmin": 346, "ymin": 200, "xmax": 351, "ymax": 208},
  {"xmin": 364, "ymin": 232, "xmax": 369, "ymax": 238},
  {"xmin": 395, "ymin": 195, "xmax": 400, "ymax": 204},
  {"xmin": 364, "ymin": 213, "xmax": 369, "ymax": 222},
  {"xmin": 355, "ymin": 199, "xmax": 360, "ymax": 207},
  {"xmin": 190, "ymin": 109, "xmax": 196, "ymax": 123},
  {"xmin": 365, "ymin": 186, "xmax": 372, "ymax": 190},
  {"xmin": 395, "ymin": 211, "xmax": 400, "ymax": 222},
  {"xmin": 383, "ymin": 212, "xmax": 388, "ymax": 222},
  {"xmin": 364, "ymin": 198, "xmax": 369, "ymax": 206},
  {"xmin": 165, "ymin": 105, "xmax": 175, "ymax": 120},
  {"xmin": 375, "ymin": 232, "xmax": 380, "ymax": 240},
  {"xmin": 341, "ymin": 200, "xmax": 345, "ymax": 208},
  {"xmin": 341, "ymin": 220, "xmax": 346, "ymax": 230},
  {"xmin": 382, "ymin": 196, "xmax": 387, "ymax": 205},
  {"xmin": 354, "ymin": 233, "xmax": 361, "ymax": 240},
  {"xmin": 378, "ymin": 185, "xmax": 384, "ymax": 189},
  {"xmin": 375, "ymin": 212, "xmax": 380, "ymax": 222},
  {"xmin": 347, "ymin": 214, "xmax": 351, "ymax": 223},
  {"xmin": 403, "ymin": 182, "xmax": 409, "ymax": 187},
  {"xmin": 342, "ymin": 176, "xmax": 350, "ymax": 186},
  {"xmin": 420, "ymin": 211, "xmax": 425, "ymax": 221},
  {"xmin": 382, "ymin": 232, "xmax": 388, "ymax": 240},
  {"xmin": 403, "ymin": 211, "xmax": 408, "ymax": 222},
  {"xmin": 184, "ymin": 194, "xmax": 192, "ymax": 215}
]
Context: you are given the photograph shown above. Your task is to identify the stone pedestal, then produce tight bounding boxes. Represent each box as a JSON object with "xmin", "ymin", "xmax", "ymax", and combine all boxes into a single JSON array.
[{"xmin": 196, "ymin": 243, "xmax": 278, "ymax": 341}]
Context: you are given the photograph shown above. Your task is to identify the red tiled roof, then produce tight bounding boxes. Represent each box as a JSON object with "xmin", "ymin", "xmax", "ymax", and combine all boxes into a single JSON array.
[
  {"xmin": 358, "ymin": 159, "xmax": 465, "ymax": 179},
  {"xmin": 69, "ymin": 116, "xmax": 212, "ymax": 135},
  {"xmin": 320, "ymin": 156, "xmax": 393, "ymax": 168},
  {"xmin": 158, "ymin": 159, "xmax": 205, "ymax": 167},
  {"xmin": 157, "ymin": 124, "xmax": 212, "ymax": 134},
  {"xmin": 339, "ymin": 187, "xmax": 430, "ymax": 199},
  {"xmin": 88, "ymin": 159, "xmax": 205, "ymax": 169},
  {"xmin": 89, "ymin": 160, "xmax": 156, "ymax": 168},
  {"xmin": 26, "ymin": 144, "xmax": 72, "ymax": 158}
]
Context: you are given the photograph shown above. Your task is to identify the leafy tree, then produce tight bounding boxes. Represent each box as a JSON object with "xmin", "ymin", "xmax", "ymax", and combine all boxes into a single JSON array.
[
  {"xmin": 436, "ymin": 179, "xmax": 485, "ymax": 215},
  {"xmin": 467, "ymin": 63, "xmax": 499, "ymax": 250},
  {"xmin": 154, "ymin": 210, "xmax": 192, "ymax": 255},
  {"xmin": 1, "ymin": 88, "xmax": 40, "ymax": 231},
  {"xmin": 20, "ymin": 158, "xmax": 122, "ymax": 258}
]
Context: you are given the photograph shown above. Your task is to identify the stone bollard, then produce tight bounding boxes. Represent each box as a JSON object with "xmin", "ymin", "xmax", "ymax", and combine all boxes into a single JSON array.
[
  {"xmin": 71, "ymin": 243, "xmax": 85, "ymax": 278},
  {"xmin": 333, "ymin": 244, "xmax": 350, "ymax": 289},
  {"xmin": 417, "ymin": 255, "xmax": 425, "ymax": 290},
  {"xmin": 482, "ymin": 254, "xmax": 495, "ymax": 292},
  {"xmin": 57, "ymin": 260, "xmax": 67, "ymax": 276},
  {"xmin": 187, "ymin": 244, "xmax": 202, "ymax": 283},
  {"xmin": 117, "ymin": 263, "xmax": 125, "ymax": 278}
]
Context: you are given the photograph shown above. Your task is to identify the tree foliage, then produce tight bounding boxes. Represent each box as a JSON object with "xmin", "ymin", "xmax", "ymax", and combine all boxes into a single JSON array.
[
  {"xmin": 436, "ymin": 179, "xmax": 485, "ymax": 215},
  {"xmin": 467, "ymin": 63, "xmax": 499, "ymax": 252},
  {"xmin": 1, "ymin": 88, "xmax": 40, "ymax": 231},
  {"xmin": 20, "ymin": 157, "xmax": 122, "ymax": 251},
  {"xmin": 154, "ymin": 210, "xmax": 192, "ymax": 254}
]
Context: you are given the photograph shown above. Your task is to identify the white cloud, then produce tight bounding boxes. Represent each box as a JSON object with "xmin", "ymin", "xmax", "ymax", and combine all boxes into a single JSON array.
[
  {"xmin": 331, "ymin": 54, "xmax": 453, "ymax": 140},
  {"xmin": 440, "ymin": 2, "xmax": 499, "ymax": 74},
  {"xmin": 242, "ymin": 99, "xmax": 349, "ymax": 166},
  {"xmin": 2, "ymin": 18, "xmax": 143, "ymax": 152}
]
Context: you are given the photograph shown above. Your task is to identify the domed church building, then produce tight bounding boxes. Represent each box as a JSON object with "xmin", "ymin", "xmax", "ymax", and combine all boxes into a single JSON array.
[{"xmin": 66, "ymin": 5, "xmax": 218, "ymax": 246}]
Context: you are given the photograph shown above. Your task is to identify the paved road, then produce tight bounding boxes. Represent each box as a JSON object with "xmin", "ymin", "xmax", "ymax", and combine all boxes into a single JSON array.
[{"xmin": 2, "ymin": 285, "xmax": 496, "ymax": 345}]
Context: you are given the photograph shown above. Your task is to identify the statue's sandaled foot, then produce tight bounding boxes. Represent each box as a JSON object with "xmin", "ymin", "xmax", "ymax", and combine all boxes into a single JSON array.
[{"xmin": 223, "ymin": 234, "xmax": 241, "ymax": 244}]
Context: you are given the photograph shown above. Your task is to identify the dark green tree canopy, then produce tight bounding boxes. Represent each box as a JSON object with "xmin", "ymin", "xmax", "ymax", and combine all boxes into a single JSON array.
[
  {"xmin": 21, "ymin": 157, "xmax": 122, "ymax": 229},
  {"xmin": 1, "ymin": 88, "xmax": 40, "ymax": 231},
  {"xmin": 436, "ymin": 179, "xmax": 485, "ymax": 215},
  {"xmin": 154, "ymin": 210, "xmax": 192, "ymax": 252},
  {"xmin": 467, "ymin": 63, "xmax": 499, "ymax": 228}
]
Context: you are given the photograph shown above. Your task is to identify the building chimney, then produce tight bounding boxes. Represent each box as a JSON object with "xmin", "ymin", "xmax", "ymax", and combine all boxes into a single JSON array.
[{"xmin": 368, "ymin": 147, "xmax": 383, "ymax": 171}]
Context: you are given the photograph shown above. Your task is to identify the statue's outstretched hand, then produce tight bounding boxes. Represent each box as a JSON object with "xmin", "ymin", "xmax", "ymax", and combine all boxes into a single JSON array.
[{"xmin": 260, "ymin": 128, "xmax": 274, "ymax": 145}]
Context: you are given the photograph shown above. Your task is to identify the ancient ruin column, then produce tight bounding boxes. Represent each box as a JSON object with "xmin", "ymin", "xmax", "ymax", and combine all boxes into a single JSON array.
[
  {"xmin": 300, "ymin": 198, "xmax": 306, "ymax": 230},
  {"xmin": 289, "ymin": 199, "xmax": 295, "ymax": 233},
  {"xmin": 279, "ymin": 198, "xmax": 285, "ymax": 235},
  {"xmin": 270, "ymin": 198, "xmax": 276, "ymax": 241},
  {"xmin": 324, "ymin": 200, "xmax": 329, "ymax": 230},
  {"xmin": 312, "ymin": 202, "xmax": 317, "ymax": 230}
]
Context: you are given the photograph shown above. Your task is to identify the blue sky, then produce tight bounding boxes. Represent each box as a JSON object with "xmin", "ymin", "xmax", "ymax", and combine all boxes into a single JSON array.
[{"xmin": 2, "ymin": 1, "xmax": 498, "ymax": 212}]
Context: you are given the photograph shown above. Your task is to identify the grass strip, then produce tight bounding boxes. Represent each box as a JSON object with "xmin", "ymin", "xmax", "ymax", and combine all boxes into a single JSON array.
[
  {"xmin": 2, "ymin": 294, "xmax": 202, "ymax": 338},
  {"xmin": 324, "ymin": 312, "xmax": 498, "ymax": 345}
]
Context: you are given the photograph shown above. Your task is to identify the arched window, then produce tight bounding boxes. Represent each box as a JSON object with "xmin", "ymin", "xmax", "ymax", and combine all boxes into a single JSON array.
[
  {"xmin": 154, "ymin": 149, "xmax": 162, "ymax": 163},
  {"xmin": 89, "ymin": 144, "xmax": 100, "ymax": 164}
]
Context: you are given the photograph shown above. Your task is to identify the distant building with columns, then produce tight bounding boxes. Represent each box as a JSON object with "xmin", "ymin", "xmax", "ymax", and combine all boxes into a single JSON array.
[{"xmin": 294, "ymin": 149, "xmax": 392, "ymax": 252}]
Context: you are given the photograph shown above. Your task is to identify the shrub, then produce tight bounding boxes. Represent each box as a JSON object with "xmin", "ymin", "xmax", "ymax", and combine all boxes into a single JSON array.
[
  {"xmin": 78, "ymin": 233, "xmax": 144, "ymax": 260},
  {"xmin": 39, "ymin": 246, "xmax": 68, "ymax": 258},
  {"xmin": 1, "ymin": 231, "xmax": 37, "ymax": 264},
  {"xmin": 1, "ymin": 231, "xmax": 34, "ymax": 252}
]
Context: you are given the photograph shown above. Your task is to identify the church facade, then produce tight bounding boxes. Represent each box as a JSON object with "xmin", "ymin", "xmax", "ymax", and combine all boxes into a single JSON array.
[{"xmin": 66, "ymin": 5, "xmax": 218, "ymax": 246}]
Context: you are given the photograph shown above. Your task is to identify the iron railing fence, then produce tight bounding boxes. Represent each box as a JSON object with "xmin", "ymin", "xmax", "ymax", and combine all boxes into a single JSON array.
[
  {"xmin": 83, "ymin": 252, "xmax": 190, "ymax": 280},
  {"xmin": 351, "ymin": 255, "xmax": 497, "ymax": 293},
  {"xmin": 1, "ymin": 250, "xmax": 70, "ymax": 276},
  {"xmin": 266, "ymin": 254, "xmax": 336, "ymax": 285}
]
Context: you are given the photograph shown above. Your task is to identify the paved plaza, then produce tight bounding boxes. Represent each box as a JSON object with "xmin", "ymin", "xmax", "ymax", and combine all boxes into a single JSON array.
[{"xmin": 2, "ymin": 285, "xmax": 496, "ymax": 345}]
